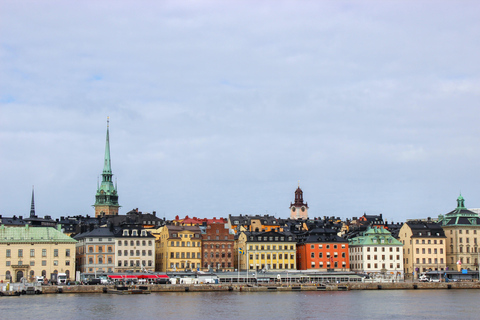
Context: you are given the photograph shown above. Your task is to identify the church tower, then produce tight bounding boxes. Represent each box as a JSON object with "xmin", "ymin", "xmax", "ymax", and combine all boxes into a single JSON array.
[
  {"xmin": 290, "ymin": 184, "xmax": 308, "ymax": 220},
  {"xmin": 93, "ymin": 118, "xmax": 120, "ymax": 217}
]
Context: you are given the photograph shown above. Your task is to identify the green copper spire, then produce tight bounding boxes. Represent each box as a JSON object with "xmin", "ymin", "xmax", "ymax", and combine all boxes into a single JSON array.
[
  {"xmin": 103, "ymin": 117, "xmax": 112, "ymax": 175},
  {"xmin": 94, "ymin": 117, "xmax": 120, "ymax": 216}
]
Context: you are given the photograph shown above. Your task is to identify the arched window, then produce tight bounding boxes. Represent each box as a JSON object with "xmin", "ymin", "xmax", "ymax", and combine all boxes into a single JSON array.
[
  {"xmin": 30, "ymin": 270, "xmax": 35, "ymax": 279},
  {"xmin": 6, "ymin": 271, "xmax": 11, "ymax": 281},
  {"xmin": 65, "ymin": 270, "xmax": 70, "ymax": 279},
  {"xmin": 42, "ymin": 270, "xmax": 46, "ymax": 277}
]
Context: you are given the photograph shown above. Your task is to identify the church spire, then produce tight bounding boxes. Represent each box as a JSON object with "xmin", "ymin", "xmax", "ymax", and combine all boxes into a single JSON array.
[
  {"xmin": 30, "ymin": 186, "xmax": 36, "ymax": 218},
  {"xmin": 94, "ymin": 117, "xmax": 120, "ymax": 217},
  {"xmin": 103, "ymin": 117, "xmax": 112, "ymax": 175}
]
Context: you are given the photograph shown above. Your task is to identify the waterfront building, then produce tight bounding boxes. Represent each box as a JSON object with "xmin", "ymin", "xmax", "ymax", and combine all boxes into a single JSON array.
[
  {"xmin": 398, "ymin": 220, "xmax": 446, "ymax": 279},
  {"xmin": 94, "ymin": 118, "xmax": 120, "ymax": 218},
  {"xmin": 236, "ymin": 230, "xmax": 297, "ymax": 271},
  {"xmin": 154, "ymin": 225, "xmax": 202, "ymax": 272},
  {"xmin": 290, "ymin": 185, "xmax": 308, "ymax": 220},
  {"xmin": 74, "ymin": 227, "xmax": 116, "ymax": 273},
  {"xmin": 349, "ymin": 226, "xmax": 404, "ymax": 281},
  {"xmin": 201, "ymin": 219, "xmax": 235, "ymax": 271},
  {"xmin": 296, "ymin": 227, "xmax": 350, "ymax": 271},
  {"xmin": 0, "ymin": 225, "xmax": 76, "ymax": 282},
  {"xmin": 437, "ymin": 195, "xmax": 480, "ymax": 271},
  {"xmin": 114, "ymin": 226, "xmax": 156, "ymax": 272}
]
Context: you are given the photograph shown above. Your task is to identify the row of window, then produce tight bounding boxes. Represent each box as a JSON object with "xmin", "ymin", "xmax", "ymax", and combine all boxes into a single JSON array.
[
  {"xmin": 118, "ymin": 260, "xmax": 153, "ymax": 267},
  {"xmin": 454, "ymin": 246, "xmax": 478, "ymax": 253},
  {"xmin": 310, "ymin": 252, "xmax": 346, "ymax": 259},
  {"xmin": 169, "ymin": 252, "xmax": 201, "ymax": 259},
  {"xmin": 249, "ymin": 254, "xmax": 295, "ymax": 260},
  {"xmin": 4, "ymin": 270, "xmax": 69, "ymax": 281},
  {"xmin": 122, "ymin": 230, "xmax": 149, "ymax": 237},
  {"xmin": 206, "ymin": 236, "xmax": 230, "ymax": 240},
  {"xmin": 451, "ymin": 229, "xmax": 478, "ymax": 234},
  {"xmin": 88, "ymin": 246, "xmax": 112, "ymax": 253},
  {"xmin": 118, "ymin": 240, "xmax": 153, "ymax": 246},
  {"xmin": 356, "ymin": 263, "xmax": 400, "ymax": 270},
  {"xmin": 249, "ymin": 245, "xmax": 294, "ymax": 251},
  {"xmin": 204, "ymin": 244, "xmax": 232, "ymax": 249},
  {"xmin": 204, "ymin": 262, "xmax": 232, "ymax": 268},
  {"xmin": 204, "ymin": 252, "xmax": 232, "ymax": 258},
  {"xmin": 359, "ymin": 255, "xmax": 401, "ymax": 261},
  {"xmin": 415, "ymin": 248, "xmax": 444, "ymax": 254},
  {"xmin": 456, "ymin": 237, "xmax": 478, "ymax": 244},
  {"xmin": 169, "ymin": 241, "xmax": 200, "ymax": 247},
  {"xmin": 311, "ymin": 261, "xmax": 346, "ymax": 268},
  {"xmin": 249, "ymin": 236, "xmax": 293, "ymax": 242},
  {"xmin": 6, "ymin": 260, "xmax": 70, "ymax": 266},
  {"xmin": 310, "ymin": 244, "xmax": 346, "ymax": 249},
  {"xmin": 170, "ymin": 262, "xmax": 197, "ymax": 269},
  {"xmin": 415, "ymin": 258, "xmax": 444, "ymax": 264},
  {"xmin": 249, "ymin": 264, "xmax": 294, "ymax": 270},
  {"xmin": 6, "ymin": 249, "xmax": 70, "ymax": 258},
  {"xmin": 452, "ymin": 257, "xmax": 478, "ymax": 264},
  {"xmin": 117, "ymin": 250, "xmax": 153, "ymax": 257},
  {"xmin": 87, "ymin": 257, "xmax": 112, "ymax": 264},
  {"xmin": 171, "ymin": 233, "xmax": 200, "ymax": 238},
  {"xmin": 414, "ymin": 239, "xmax": 444, "ymax": 244}
]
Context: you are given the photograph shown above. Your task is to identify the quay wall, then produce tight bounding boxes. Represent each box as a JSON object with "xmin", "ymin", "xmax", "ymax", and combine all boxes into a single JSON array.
[{"xmin": 37, "ymin": 282, "xmax": 480, "ymax": 294}]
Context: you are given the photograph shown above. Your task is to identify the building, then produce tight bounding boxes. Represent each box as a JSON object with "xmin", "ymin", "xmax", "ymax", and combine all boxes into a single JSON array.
[
  {"xmin": 94, "ymin": 118, "xmax": 120, "ymax": 217},
  {"xmin": 0, "ymin": 225, "xmax": 76, "ymax": 283},
  {"xmin": 349, "ymin": 226, "xmax": 404, "ymax": 281},
  {"xmin": 74, "ymin": 227, "xmax": 116, "ymax": 274},
  {"xmin": 114, "ymin": 226, "xmax": 156, "ymax": 272},
  {"xmin": 201, "ymin": 219, "xmax": 235, "ymax": 271},
  {"xmin": 290, "ymin": 185, "xmax": 309, "ymax": 220},
  {"xmin": 154, "ymin": 225, "xmax": 202, "ymax": 272},
  {"xmin": 438, "ymin": 195, "xmax": 480, "ymax": 271},
  {"xmin": 236, "ymin": 230, "xmax": 297, "ymax": 271},
  {"xmin": 398, "ymin": 220, "xmax": 447, "ymax": 279},
  {"xmin": 296, "ymin": 227, "xmax": 350, "ymax": 271}
]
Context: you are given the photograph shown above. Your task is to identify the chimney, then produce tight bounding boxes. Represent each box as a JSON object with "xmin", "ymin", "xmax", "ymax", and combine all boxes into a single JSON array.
[
  {"xmin": 19, "ymin": 216, "xmax": 23, "ymax": 220},
  {"xmin": 153, "ymin": 211, "xmax": 156, "ymax": 217}
]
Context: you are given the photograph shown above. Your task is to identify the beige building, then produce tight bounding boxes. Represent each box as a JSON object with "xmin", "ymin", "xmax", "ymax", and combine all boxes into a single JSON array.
[
  {"xmin": 154, "ymin": 225, "xmax": 202, "ymax": 272},
  {"xmin": 399, "ymin": 220, "xmax": 446, "ymax": 279},
  {"xmin": 0, "ymin": 225, "xmax": 76, "ymax": 282},
  {"xmin": 438, "ymin": 195, "xmax": 480, "ymax": 271}
]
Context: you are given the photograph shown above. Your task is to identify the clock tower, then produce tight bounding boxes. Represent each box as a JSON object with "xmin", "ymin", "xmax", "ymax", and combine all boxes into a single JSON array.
[
  {"xmin": 290, "ymin": 185, "xmax": 308, "ymax": 220},
  {"xmin": 93, "ymin": 118, "xmax": 120, "ymax": 217}
]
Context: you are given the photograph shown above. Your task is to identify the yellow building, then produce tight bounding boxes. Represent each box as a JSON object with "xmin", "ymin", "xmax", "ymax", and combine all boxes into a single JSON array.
[
  {"xmin": 155, "ymin": 225, "xmax": 202, "ymax": 272},
  {"xmin": 0, "ymin": 225, "xmax": 76, "ymax": 282},
  {"xmin": 398, "ymin": 220, "xmax": 446, "ymax": 279},
  {"xmin": 236, "ymin": 230, "xmax": 297, "ymax": 271}
]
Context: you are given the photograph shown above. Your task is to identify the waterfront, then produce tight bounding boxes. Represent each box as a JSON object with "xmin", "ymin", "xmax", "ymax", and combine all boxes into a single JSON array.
[{"xmin": 1, "ymin": 290, "xmax": 479, "ymax": 320}]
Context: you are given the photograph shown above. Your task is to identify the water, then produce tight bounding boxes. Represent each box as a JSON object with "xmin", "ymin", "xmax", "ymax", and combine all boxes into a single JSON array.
[{"xmin": 1, "ymin": 290, "xmax": 479, "ymax": 319}]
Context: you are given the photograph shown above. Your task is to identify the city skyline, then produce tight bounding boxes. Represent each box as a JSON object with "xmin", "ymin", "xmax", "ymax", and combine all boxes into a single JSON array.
[{"xmin": 1, "ymin": 1, "xmax": 480, "ymax": 221}]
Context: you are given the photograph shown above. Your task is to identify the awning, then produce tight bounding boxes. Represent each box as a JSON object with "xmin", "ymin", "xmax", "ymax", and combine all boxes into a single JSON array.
[{"xmin": 107, "ymin": 274, "xmax": 169, "ymax": 279}]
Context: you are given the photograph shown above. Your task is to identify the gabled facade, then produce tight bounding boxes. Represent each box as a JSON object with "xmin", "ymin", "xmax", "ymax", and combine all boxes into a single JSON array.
[
  {"xmin": 155, "ymin": 225, "xmax": 202, "ymax": 272},
  {"xmin": 349, "ymin": 226, "xmax": 404, "ymax": 281}
]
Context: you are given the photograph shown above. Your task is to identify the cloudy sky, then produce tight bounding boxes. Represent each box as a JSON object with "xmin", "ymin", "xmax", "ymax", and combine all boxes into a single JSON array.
[{"xmin": 1, "ymin": 1, "xmax": 479, "ymax": 222}]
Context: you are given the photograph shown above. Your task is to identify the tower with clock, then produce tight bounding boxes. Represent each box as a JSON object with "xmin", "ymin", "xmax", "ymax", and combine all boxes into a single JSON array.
[{"xmin": 290, "ymin": 184, "xmax": 308, "ymax": 220}]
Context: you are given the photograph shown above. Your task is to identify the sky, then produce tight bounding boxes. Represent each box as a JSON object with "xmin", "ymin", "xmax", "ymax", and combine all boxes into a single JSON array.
[{"xmin": 1, "ymin": 1, "xmax": 480, "ymax": 222}]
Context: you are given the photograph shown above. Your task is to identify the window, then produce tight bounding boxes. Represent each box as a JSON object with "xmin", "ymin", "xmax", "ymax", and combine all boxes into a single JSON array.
[
  {"xmin": 53, "ymin": 260, "xmax": 58, "ymax": 266},
  {"xmin": 30, "ymin": 249, "xmax": 35, "ymax": 257},
  {"xmin": 66, "ymin": 249, "xmax": 70, "ymax": 257},
  {"xmin": 42, "ymin": 249, "xmax": 46, "ymax": 257},
  {"xmin": 42, "ymin": 260, "xmax": 46, "ymax": 266},
  {"xmin": 18, "ymin": 249, "xmax": 23, "ymax": 257}
]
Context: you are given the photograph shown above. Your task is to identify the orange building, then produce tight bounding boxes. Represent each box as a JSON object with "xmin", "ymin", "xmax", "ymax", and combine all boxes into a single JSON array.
[{"xmin": 296, "ymin": 228, "xmax": 349, "ymax": 271}]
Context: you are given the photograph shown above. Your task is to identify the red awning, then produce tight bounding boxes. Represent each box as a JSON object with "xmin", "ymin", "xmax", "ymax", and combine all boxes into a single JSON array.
[{"xmin": 107, "ymin": 274, "xmax": 169, "ymax": 279}]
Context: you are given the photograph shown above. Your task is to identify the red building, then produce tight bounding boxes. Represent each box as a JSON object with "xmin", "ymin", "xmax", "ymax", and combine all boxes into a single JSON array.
[
  {"xmin": 296, "ymin": 228, "xmax": 349, "ymax": 271},
  {"xmin": 201, "ymin": 219, "xmax": 235, "ymax": 271}
]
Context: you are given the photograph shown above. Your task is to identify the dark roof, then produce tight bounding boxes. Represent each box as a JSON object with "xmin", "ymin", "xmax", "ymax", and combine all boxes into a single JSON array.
[{"xmin": 405, "ymin": 221, "xmax": 446, "ymax": 238}]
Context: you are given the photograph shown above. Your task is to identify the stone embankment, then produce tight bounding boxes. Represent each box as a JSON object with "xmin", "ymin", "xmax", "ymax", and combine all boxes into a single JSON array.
[{"xmin": 38, "ymin": 281, "xmax": 480, "ymax": 294}]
